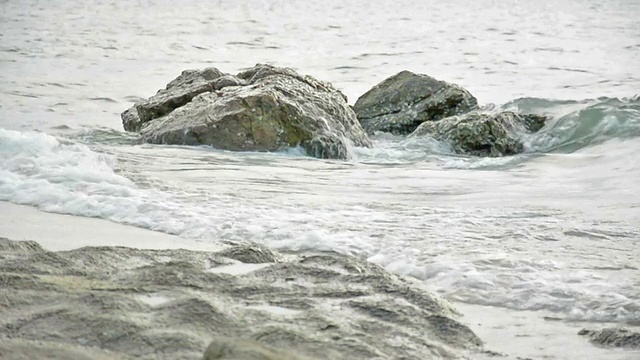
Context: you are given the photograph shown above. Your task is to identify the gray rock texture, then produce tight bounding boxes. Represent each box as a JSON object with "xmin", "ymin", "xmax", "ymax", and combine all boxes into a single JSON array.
[
  {"xmin": 203, "ymin": 338, "xmax": 310, "ymax": 360},
  {"xmin": 122, "ymin": 67, "xmax": 227, "ymax": 132},
  {"xmin": 578, "ymin": 328, "xmax": 640, "ymax": 349},
  {"xmin": 353, "ymin": 71, "xmax": 478, "ymax": 135},
  {"xmin": 0, "ymin": 237, "xmax": 486, "ymax": 359},
  {"xmin": 123, "ymin": 64, "xmax": 371, "ymax": 160},
  {"xmin": 410, "ymin": 111, "xmax": 548, "ymax": 157}
]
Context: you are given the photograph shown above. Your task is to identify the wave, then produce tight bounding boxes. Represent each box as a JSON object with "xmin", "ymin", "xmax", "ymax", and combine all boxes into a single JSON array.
[
  {"xmin": 0, "ymin": 129, "xmax": 209, "ymax": 236},
  {"xmin": 368, "ymin": 253, "xmax": 640, "ymax": 324},
  {"xmin": 350, "ymin": 96, "xmax": 640, "ymax": 168},
  {"xmin": 0, "ymin": 129, "xmax": 141, "ymax": 219},
  {"xmin": 504, "ymin": 96, "xmax": 640, "ymax": 153}
]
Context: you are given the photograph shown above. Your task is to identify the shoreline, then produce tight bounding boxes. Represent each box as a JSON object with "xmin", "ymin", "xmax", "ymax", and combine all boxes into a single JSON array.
[
  {"xmin": 2, "ymin": 201, "xmax": 638, "ymax": 359},
  {"xmin": 0, "ymin": 201, "xmax": 222, "ymax": 252}
]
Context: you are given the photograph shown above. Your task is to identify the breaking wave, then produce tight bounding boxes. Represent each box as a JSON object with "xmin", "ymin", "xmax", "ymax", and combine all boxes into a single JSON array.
[
  {"xmin": 507, "ymin": 96, "xmax": 640, "ymax": 153},
  {"xmin": 352, "ymin": 96, "xmax": 640, "ymax": 168}
]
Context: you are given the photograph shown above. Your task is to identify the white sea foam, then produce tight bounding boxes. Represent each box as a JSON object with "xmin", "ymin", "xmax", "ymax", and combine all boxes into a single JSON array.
[
  {"xmin": 2, "ymin": 128, "xmax": 640, "ymax": 324},
  {"xmin": 0, "ymin": 129, "xmax": 200, "ymax": 235}
]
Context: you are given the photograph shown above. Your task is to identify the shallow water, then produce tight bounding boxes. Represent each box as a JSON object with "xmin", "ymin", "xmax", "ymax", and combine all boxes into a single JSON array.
[{"xmin": 1, "ymin": 0, "xmax": 639, "ymax": 357}]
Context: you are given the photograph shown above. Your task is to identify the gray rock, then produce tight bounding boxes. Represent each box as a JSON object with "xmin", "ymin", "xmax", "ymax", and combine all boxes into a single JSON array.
[
  {"xmin": 121, "ymin": 67, "xmax": 227, "ymax": 132},
  {"xmin": 0, "ymin": 339, "xmax": 121, "ymax": 360},
  {"xmin": 121, "ymin": 107, "xmax": 143, "ymax": 132},
  {"xmin": 578, "ymin": 328, "xmax": 640, "ymax": 349},
  {"xmin": 302, "ymin": 134, "xmax": 350, "ymax": 160},
  {"xmin": 520, "ymin": 114, "xmax": 548, "ymax": 133},
  {"xmin": 410, "ymin": 111, "xmax": 547, "ymax": 157},
  {"xmin": 203, "ymin": 338, "xmax": 309, "ymax": 360},
  {"xmin": 0, "ymin": 237, "xmax": 45, "ymax": 257},
  {"xmin": 354, "ymin": 71, "xmax": 478, "ymax": 135},
  {"xmin": 0, "ymin": 237, "xmax": 486, "ymax": 359},
  {"xmin": 215, "ymin": 244, "xmax": 281, "ymax": 264},
  {"xmin": 138, "ymin": 64, "xmax": 371, "ymax": 159}
]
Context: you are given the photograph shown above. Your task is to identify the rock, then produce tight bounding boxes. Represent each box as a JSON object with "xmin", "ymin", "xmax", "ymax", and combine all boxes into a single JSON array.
[
  {"xmin": 410, "ymin": 111, "xmax": 547, "ymax": 157},
  {"xmin": 520, "ymin": 114, "xmax": 548, "ymax": 133},
  {"xmin": 124, "ymin": 64, "xmax": 371, "ymax": 159},
  {"xmin": 215, "ymin": 244, "xmax": 281, "ymax": 264},
  {"xmin": 0, "ymin": 237, "xmax": 45, "ymax": 258},
  {"xmin": 0, "ymin": 238, "xmax": 486, "ymax": 359},
  {"xmin": 121, "ymin": 107, "xmax": 142, "ymax": 132},
  {"xmin": 0, "ymin": 339, "xmax": 119, "ymax": 360},
  {"xmin": 578, "ymin": 328, "xmax": 640, "ymax": 349},
  {"xmin": 353, "ymin": 71, "xmax": 478, "ymax": 135},
  {"xmin": 203, "ymin": 338, "xmax": 309, "ymax": 360},
  {"xmin": 122, "ymin": 67, "xmax": 227, "ymax": 132},
  {"xmin": 301, "ymin": 134, "xmax": 350, "ymax": 160}
]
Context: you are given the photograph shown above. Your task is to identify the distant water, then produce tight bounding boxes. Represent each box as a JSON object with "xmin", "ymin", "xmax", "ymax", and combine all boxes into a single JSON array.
[{"xmin": 1, "ymin": 0, "xmax": 639, "ymax": 340}]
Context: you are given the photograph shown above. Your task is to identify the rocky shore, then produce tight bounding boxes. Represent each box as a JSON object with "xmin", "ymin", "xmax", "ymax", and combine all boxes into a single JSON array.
[
  {"xmin": 0, "ymin": 237, "xmax": 488, "ymax": 359},
  {"xmin": 578, "ymin": 328, "xmax": 640, "ymax": 349},
  {"xmin": 122, "ymin": 65, "xmax": 550, "ymax": 159}
]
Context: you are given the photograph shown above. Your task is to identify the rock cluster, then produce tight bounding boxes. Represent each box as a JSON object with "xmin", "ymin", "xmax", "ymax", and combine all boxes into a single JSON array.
[
  {"xmin": 0, "ymin": 237, "xmax": 486, "ymax": 359},
  {"xmin": 352, "ymin": 72, "xmax": 548, "ymax": 157},
  {"xmin": 122, "ymin": 65, "xmax": 548, "ymax": 159}
]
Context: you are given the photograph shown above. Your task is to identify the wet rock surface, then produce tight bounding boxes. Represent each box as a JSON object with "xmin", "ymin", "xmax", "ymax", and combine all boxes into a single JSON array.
[
  {"xmin": 353, "ymin": 71, "xmax": 478, "ymax": 135},
  {"xmin": 203, "ymin": 338, "xmax": 310, "ymax": 360},
  {"xmin": 410, "ymin": 111, "xmax": 548, "ymax": 157},
  {"xmin": 578, "ymin": 328, "xmax": 640, "ymax": 349},
  {"xmin": 0, "ymin": 237, "xmax": 485, "ymax": 359},
  {"xmin": 122, "ymin": 67, "xmax": 226, "ymax": 132},
  {"xmin": 123, "ymin": 64, "xmax": 371, "ymax": 159}
]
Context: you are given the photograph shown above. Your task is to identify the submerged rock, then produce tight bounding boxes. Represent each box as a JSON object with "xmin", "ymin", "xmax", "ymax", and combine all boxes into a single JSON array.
[
  {"xmin": 578, "ymin": 328, "xmax": 640, "ymax": 349},
  {"xmin": 410, "ymin": 111, "xmax": 547, "ymax": 157},
  {"xmin": 123, "ymin": 64, "xmax": 371, "ymax": 159},
  {"xmin": 0, "ymin": 237, "xmax": 485, "ymax": 359},
  {"xmin": 353, "ymin": 71, "xmax": 478, "ymax": 135},
  {"xmin": 519, "ymin": 113, "xmax": 547, "ymax": 133}
]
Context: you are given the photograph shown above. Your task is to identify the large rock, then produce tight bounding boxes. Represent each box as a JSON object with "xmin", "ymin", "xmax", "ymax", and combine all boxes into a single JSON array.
[
  {"xmin": 353, "ymin": 71, "xmax": 478, "ymax": 135},
  {"xmin": 122, "ymin": 67, "xmax": 228, "ymax": 132},
  {"xmin": 410, "ymin": 111, "xmax": 547, "ymax": 157},
  {"xmin": 578, "ymin": 328, "xmax": 640, "ymax": 349},
  {"xmin": 0, "ymin": 237, "xmax": 488, "ymax": 359},
  {"xmin": 123, "ymin": 64, "xmax": 372, "ymax": 159}
]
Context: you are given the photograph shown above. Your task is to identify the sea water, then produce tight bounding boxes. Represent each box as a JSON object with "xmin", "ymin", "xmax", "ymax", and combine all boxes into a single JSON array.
[{"xmin": 1, "ymin": 0, "xmax": 639, "ymax": 357}]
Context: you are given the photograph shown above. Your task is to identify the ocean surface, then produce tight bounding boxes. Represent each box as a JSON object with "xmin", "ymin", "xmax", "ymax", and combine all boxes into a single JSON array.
[{"xmin": 1, "ymin": 0, "xmax": 639, "ymax": 355}]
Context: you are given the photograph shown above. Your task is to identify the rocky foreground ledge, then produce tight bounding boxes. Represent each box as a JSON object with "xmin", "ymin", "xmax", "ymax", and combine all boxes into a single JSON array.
[{"xmin": 0, "ymin": 237, "xmax": 487, "ymax": 359}]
